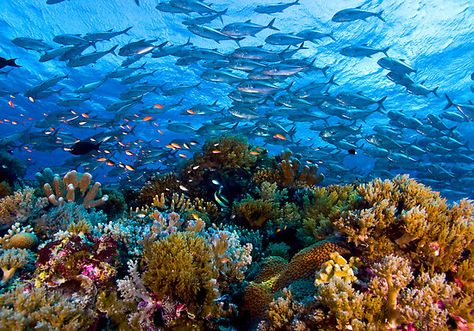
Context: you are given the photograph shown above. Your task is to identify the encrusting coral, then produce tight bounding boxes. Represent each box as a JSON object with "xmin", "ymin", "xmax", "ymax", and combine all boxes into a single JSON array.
[
  {"xmin": 36, "ymin": 168, "xmax": 109, "ymax": 209},
  {"xmin": 274, "ymin": 241, "xmax": 349, "ymax": 291},
  {"xmin": 0, "ymin": 222, "xmax": 38, "ymax": 249}
]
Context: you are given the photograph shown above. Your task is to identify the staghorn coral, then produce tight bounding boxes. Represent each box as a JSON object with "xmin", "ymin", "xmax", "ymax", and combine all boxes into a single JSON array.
[
  {"xmin": 0, "ymin": 285, "xmax": 96, "ymax": 330},
  {"xmin": 142, "ymin": 231, "xmax": 219, "ymax": 318},
  {"xmin": 0, "ymin": 248, "xmax": 33, "ymax": 284},
  {"xmin": 0, "ymin": 223, "xmax": 38, "ymax": 249},
  {"xmin": 274, "ymin": 242, "xmax": 349, "ymax": 291},
  {"xmin": 253, "ymin": 150, "xmax": 324, "ymax": 190},
  {"xmin": 0, "ymin": 188, "xmax": 47, "ymax": 228},
  {"xmin": 333, "ymin": 175, "xmax": 474, "ymax": 274},
  {"xmin": 36, "ymin": 168, "xmax": 109, "ymax": 209},
  {"xmin": 257, "ymin": 289, "xmax": 311, "ymax": 331},
  {"xmin": 138, "ymin": 172, "xmax": 181, "ymax": 206},
  {"xmin": 314, "ymin": 252, "xmax": 360, "ymax": 285}
]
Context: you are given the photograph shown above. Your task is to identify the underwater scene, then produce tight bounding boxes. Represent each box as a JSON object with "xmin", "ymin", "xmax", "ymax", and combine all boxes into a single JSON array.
[{"xmin": 0, "ymin": 0, "xmax": 473, "ymax": 330}]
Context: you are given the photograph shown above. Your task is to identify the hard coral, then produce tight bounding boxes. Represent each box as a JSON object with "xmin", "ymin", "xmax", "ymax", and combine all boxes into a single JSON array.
[
  {"xmin": 242, "ymin": 282, "xmax": 274, "ymax": 320},
  {"xmin": 334, "ymin": 175, "xmax": 474, "ymax": 273},
  {"xmin": 36, "ymin": 168, "xmax": 109, "ymax": 209},
  {"xmin": 253, "ymin": 150, "xmax": 324, "ymax": 190},
  {"xmin": 314, "ymin": 252, "xmax": 360, "ymax": 286},
  {"xmin": 0, "ymin": 223, "xmax": 38, "ymax": 249},
  {"xmin": 0, "ymin": 248, "xmax": 32, "ymax": 284},
  {"xmin": 138, "ymin": 172, "xmax": 181, "ymax": 206},
  {"xmin": 0, "ymin": 188, "xmax": 47, "ymax": 228},
  {"xmin": 318, "ymin": 254, "xmax": 462, "ymax": 331},
  {"xmin": 0, "ymin": 286, "xmax": 96, "ymax": 330},
  {"xmin": 255, "ymin": 256, "xmax": 288, "ymax": 283},
  {"xmin": 274, "ymin": 242, "xmax": 349, "ymax": 291}
]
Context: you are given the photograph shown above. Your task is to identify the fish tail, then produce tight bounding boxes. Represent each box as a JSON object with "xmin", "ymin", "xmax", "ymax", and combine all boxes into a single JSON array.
[
  {"xmin": 293, "ymin": 0, "xmax": 300, "ymax": 5},
  {"xmin": 328, "ymin": 32, "xmax": 336, "ymax": 41},
  {"xmin": 109, "ymin": 45, "xmax": 118, "ymax": 56},
  {"xmin": 431, "ymin": 86, "xmax": 439, "ymax": 97},
  {"xmin": 327, "ymin": 74, "xmax": 339, "ymax": 86},
  {"xmin": 377, "ymin": 10, "xmax": 386, "ymax": 22},
  {"xmin": 377, "ymin": 96, "xmax": 387, "ymax": 110},
  {"xmin": 7, "ymin": 58, "xmax": 21, "ymax": 67},
  {"xmin": 382, "ymin": 46, "xmax": 390, "ymax": 56},
  {"xmin": 321, "ymin": 65, "xmax": 330, "ymax": 77},
  {"xmin": 122, "ymin": 26, "xmax": 133, "ymax": 35},
  {"xmin": 443, "ymin": 93, "xmax": 454, "ymax": 110},
  {"xmin": 267, "ymin": 18, "xmax": 279, "ymax": 31},
  {"xmin": 218, "ymin": 9, "xmax": 228, "ymax": 24}
]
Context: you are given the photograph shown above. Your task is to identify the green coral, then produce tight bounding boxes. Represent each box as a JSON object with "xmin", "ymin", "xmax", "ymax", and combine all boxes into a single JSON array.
[{"xmin": 142, "ymin": 231, "xmax": 219, "ymax": 317}]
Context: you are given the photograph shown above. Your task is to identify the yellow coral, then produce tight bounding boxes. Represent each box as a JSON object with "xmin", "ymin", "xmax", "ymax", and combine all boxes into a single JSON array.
[
  {"xmin": 0, "ymin": 248, "xmax": 31, "ymax": 284},
  {"xmin": 274, "ymin": 242, "xmax": 349, "ymax": 291},
  {"xmin": 315, "ymin": 252, "xmax": 360, "ymax": 285}
]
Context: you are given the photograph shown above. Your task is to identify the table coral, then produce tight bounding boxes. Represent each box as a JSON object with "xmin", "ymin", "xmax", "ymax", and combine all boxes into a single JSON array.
[
  {"xmin": 274, "ymin": 242, "xmax": 349, "ymax": 291},
  {"xmin": 36, "ymin": 168, "xmax": 109, "ymax": 209}
]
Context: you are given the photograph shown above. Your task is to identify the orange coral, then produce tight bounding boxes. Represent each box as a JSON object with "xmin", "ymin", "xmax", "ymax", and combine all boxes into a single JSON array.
[
  {"xmin": 242, "ymin": 282, "xmax": 274, "ymax": 319},
  {"xmin": 274, "ymin": 242, "xmax": 348, "ymax": 291},
  {"xmin": 255, "ymin": 256, "xmax": 288, "ymax": 283},
  {"xmin": 3, "ymin": 233, "xmax": 38, "ymax": 249}
]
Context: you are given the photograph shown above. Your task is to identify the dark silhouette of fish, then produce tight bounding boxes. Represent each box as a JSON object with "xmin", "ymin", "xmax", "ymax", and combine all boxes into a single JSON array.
[
  {"xmin": 69, "ymin": 140, "xmax": 101, "ymax": 155},
  {"xmin": 0, "ymin": 57, "xmax": 20, "ymax": 69}
]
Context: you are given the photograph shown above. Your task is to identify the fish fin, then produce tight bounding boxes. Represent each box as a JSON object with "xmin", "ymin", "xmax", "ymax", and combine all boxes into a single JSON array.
[
  {"xmin": 327, "ymin": 74, "xmax": 338, "ymax": 86},
  {"xmin": 431, "ymin": 86, "xmax": 439, "ymax": 97},
  {"xmin": 293, "ymin": 0, "xmax": 300, "ymax": 5},
  {"xmin": 382, "ymin": 46, "xmax": 390, "ymax": 56},
  {"xmin": 267, "ymin": 18, "xmax": 279, "ymax": 31},
  {"xmin": 377, "ymin": 10, "xmax": 386, "ymax": 22},
  {"xmin": 122, "ymin": 26, "xmax": 133, "ymax": 35},
  {"xmin": 109, "ymin": 45, "xmax": 118, "ymax": 56},
  {"xmin": 328, "ymin": 32, "xmax": 336, "ymax": 41},
  {"xmin": 321, "ymin": 65, "xmax": 330, "ymax": 77},
  {"xmin": 245, "ymin": 19, "xmax": 251, "ymax": 23}
]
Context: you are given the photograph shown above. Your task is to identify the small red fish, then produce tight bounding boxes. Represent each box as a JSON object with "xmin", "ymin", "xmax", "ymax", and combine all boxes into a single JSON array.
[
  {"xmin": 154, "ymin": 104, "xmax": 164, "ymax": 109},
  {"xmin": 8, "ymin": 100, "xmax": 14, "ymax": 108}
]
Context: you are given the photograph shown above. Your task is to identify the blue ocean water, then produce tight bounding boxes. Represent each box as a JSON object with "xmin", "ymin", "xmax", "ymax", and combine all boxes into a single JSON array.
[{"xmin": 0, "ymin": 0, "xmax": 472, "ymax": 200}]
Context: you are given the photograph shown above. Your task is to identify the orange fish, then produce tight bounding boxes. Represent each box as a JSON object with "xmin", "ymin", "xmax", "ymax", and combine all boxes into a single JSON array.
[
  {"xmin": 8, "ymin": 100, "xmax": 14, "ymax": 108},
  {"xmin": 125, "ymin": 150, "xmax": 134, "ymax": 156},
  {"xmin": 178, "ymin": 153, "xmax": 187, "ymax": 158},
  {"xmin": 97, "ymin": 157, "xmax": 107, "ymax": 162},
  {"xmin": 153, "ymin": 103, "xmax": 164, "ymax": 109},
  {"xmin": 250, "ymin": 151, "xmax": 260, "ymax": 156},
  {"xmin": 186, "ymin": 109, "xmax": 196, "ymax": 115},
  {"xmin": 273, "ymin": 133, "xmax": 286, "ymax": 140},
  {"xmin": 212, "ymin": 150, "xmax": 221, "ymax": 154},
  {"xmin": 105, "ymin": 159, "xmax": 116, "ymax": 166},
  {"xmin": 143, "ymin": 116, "xmax": 153, "ymax": 121},
  {"xmin": 81, "ymin": 113, "xmax": 89, "ymax": 118},
  {"xmin": 125, "ymin": 164, "xmax": 135, "ymax": 171}
]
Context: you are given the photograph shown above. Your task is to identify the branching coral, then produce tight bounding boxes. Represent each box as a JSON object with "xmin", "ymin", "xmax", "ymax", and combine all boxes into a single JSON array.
[
  {"xmin": 333, "ymin": 175, "xmax": 474, "ymax": 274},
  {"xmin": 0, "ymin": 188, "xmax": 47, "ymax": 228},
  {"xmin": 318, "ymin": 254, "xmax": 462, "ymax": 331},
  {"xmin": 36, "ymin": 168, "xmax": 109, "ymax": 209},
  {"xmin": 253, "ymin": 151, "xmax": 324, "ymax": 190},
  {"xmin": 0, "ymin": 222, "xmax": 38, "ymax": 249},
  {"xmin": 152, "ymin": 192, "xmax": 219, "ymax": 221},
  {"xmin": 0, "ymin": 248, "xmax": 33, "ymax": 284},
  {"xmin": 0, "ymin": 285, "xmax": 96, "ymax": 330}
]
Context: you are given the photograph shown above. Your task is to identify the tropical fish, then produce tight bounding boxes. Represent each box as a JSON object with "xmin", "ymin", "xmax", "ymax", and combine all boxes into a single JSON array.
[
  {"xmin": 255, "ymin": 0, "xmax": 299, "ymax": 14},
  {"xmin": 332, "ymin": 7, "xmax": 385, "ymax": 22}
]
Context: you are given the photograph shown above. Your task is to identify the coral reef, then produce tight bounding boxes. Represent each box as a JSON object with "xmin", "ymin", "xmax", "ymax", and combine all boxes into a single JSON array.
[
  {"xmin": 333, "ymin": 175, "xmax": 474, "ymax": 273},
  {"xmin": 0, "ymin": 285, "xmax": 96, "ymax": 329},
  {"xmin": 0, "ymin": 248, "xmax": 33, "ymax": 284},
  {"xmin": 36, "ymin": 168, "xmax": 109, "ymax": 208},
  {"xmin": 252, "ymin": 150, "xmax": 324, "ymax": 190},
  {"xmin": 274, "ymin": 242, "xmax": 349, "ymax": 291},
  {"xmin": 138, "ymin": 172, "xmax": 181, "ymax": 206},
  {"xmin": 0, "ymin": 223, "xmax": 38, "ymax": 249},
  {"xmin": 0, "ymin": 188, "xmax": 47, "ymax": 228}
]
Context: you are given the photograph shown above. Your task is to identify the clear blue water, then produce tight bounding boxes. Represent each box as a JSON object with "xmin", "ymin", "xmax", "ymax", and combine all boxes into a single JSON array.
[{"xmin": 0, "ymin": 0, "xmax": 472, "ymax": 200}]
